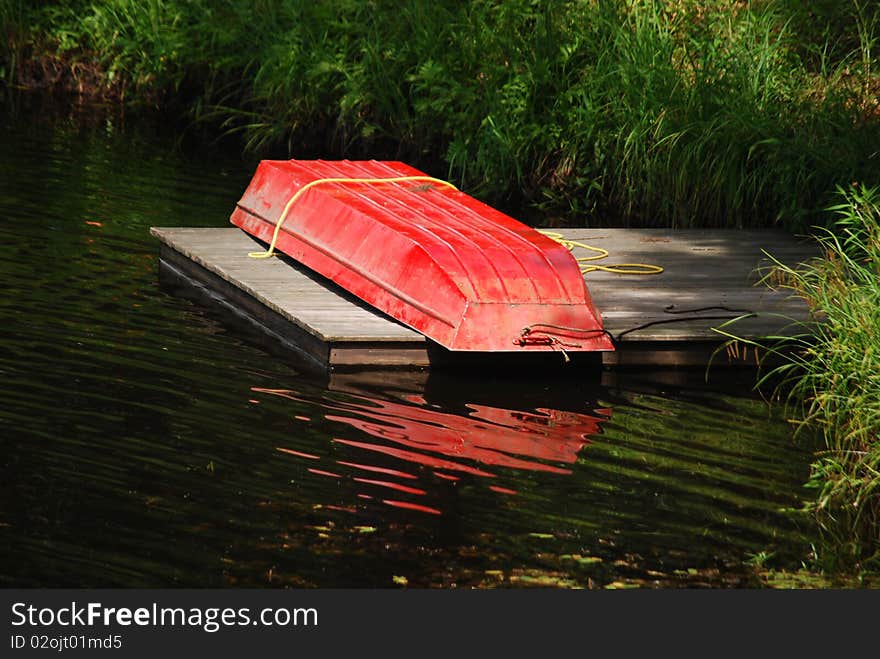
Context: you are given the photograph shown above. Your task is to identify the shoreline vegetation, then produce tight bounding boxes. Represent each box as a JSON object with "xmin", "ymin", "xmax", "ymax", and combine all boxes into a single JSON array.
[
  {"xmin": 719, "ymin": 186, "xmax": 880, "ymax": 576},
  {"xmin": 3, "ymin": 0, "xmax": 879, "ymax": 579},
  {"xmin": 3, "ymin": 1, "xmax": 879, "ymax": 229}
]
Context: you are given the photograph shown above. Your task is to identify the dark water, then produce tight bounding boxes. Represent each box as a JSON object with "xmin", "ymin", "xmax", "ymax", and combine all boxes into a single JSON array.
[{"xmin": 0, "ymin": 96, "xmax": 817, "ymax": 587}]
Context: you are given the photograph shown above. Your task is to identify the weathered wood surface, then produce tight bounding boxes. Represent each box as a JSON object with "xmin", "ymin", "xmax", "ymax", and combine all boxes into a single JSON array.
[
  {"xmin": 152, "ymin": 227, "xmax": 430, "ymax": 370},
  {"xmin": 567, "ymin": 228, "xmax": 815, "ymax": 339},
  {"xmin": 150, "ymin": 226, "xmax": 817, "ymax": 369}
]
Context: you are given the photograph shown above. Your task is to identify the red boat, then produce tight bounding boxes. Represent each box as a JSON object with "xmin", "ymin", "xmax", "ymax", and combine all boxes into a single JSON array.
[{"xmin": 230, "ymin": 159, "xmax": 612, "ymax": 353}]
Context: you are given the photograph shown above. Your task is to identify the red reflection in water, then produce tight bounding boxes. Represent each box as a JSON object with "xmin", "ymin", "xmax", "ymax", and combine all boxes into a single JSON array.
[
  {"xmin": 382, "ymin": 500, "xmax": 442, "ymax": 515},
  {"xmin": 322, "ymin": 398, "xmax": 602, "ymax": 474},
  {"xmin": 489, "ymin": 485, "xmax": 518, "ymax": 496},
  {"xmin": 307, "ymin": 468, "xmax": 341, "ymax": 479},
  {"xmin": 352, "ymin": 478, "xmax": 427, "ymax": 496},
  {"xmin": 332, "ymin": 438, "xmax": 496, "ymax": 478},
  {"xmin": 277, "ymin": 447, "xmax": 320, "ymax": 460},
  {"xmin": 257, "ymin": 387, "xmax": 608, "ymax": 516},
  {"xmin": 336, "ymin": 460, "xmax": 418, "ymax": 480}
]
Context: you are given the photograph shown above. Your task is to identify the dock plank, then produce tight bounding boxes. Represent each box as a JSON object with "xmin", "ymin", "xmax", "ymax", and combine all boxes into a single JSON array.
[{"xmin": 150, "ymin": 226, "xmax": 817, "ymax": 369}]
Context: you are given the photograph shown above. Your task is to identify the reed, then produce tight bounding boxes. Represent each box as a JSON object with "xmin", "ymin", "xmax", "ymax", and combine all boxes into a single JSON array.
[{"xmin": 718, "ymin": 185, "xmax": 880, "ymax": 571}]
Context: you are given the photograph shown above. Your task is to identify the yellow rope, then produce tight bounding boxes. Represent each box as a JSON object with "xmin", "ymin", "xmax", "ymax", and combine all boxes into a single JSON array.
[
  {"xmin": 248, "ymin": 175, "xmax": 458, "ymax": 259},
  {"xmin": 539, "ymin": 230, "xmax": 664, "ymax": 276},
  {"xmin": 246, "ymin": 175, "xmax": 661, "ymax": 277}
]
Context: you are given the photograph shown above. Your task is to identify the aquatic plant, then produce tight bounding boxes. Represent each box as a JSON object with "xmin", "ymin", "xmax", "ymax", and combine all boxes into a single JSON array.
[{"xmin": 719, "ymin": 185, "xmax": 880, "ymax": 572}]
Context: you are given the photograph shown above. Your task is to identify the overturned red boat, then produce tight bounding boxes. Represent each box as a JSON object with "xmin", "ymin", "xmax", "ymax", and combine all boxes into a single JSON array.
[{"xmin": 230, "ymin": 159, "xmax": 613, "ymax": 353}]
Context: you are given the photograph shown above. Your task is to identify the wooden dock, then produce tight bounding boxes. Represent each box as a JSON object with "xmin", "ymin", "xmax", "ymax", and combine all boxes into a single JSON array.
[{"xmin": 151, "ymin": 227, "xmax": 817, "ymax": 371}]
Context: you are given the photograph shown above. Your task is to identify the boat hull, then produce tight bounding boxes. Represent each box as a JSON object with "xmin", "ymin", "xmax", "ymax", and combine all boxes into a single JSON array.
[{"xmin": 230, "ymin": 159, "xmax": 613, "ymax": 352}]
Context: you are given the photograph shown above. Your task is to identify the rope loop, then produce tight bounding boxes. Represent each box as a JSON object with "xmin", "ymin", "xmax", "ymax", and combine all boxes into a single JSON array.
[
  {"xmin": 582, "ymin": 263, "xmax": 665, "ymax": 275},
  {"xmin": 538, "ymin": 230, "xmax": 664, "ymax": 276}
]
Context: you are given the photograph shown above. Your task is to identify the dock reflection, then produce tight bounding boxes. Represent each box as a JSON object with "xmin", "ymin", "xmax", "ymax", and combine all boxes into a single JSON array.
[{"xmin": 253, "ymin": 373, "xmax": 610, "ymax": 516}]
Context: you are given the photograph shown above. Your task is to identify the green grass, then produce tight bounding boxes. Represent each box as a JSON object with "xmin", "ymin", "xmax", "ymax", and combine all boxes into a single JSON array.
[
  {"xmin": 719, "ymin": 185, "xmax": 880, "ymax": 572},
  {"xmin": 2, "ymin": 0, "xmax": 879, "ymax": 230}
]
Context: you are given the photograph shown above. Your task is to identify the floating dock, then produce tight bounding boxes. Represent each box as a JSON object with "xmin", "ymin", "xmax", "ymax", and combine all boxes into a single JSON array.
[{"xmin": 151, "ymin": 226, "xmax": 817, "ymax": 371}]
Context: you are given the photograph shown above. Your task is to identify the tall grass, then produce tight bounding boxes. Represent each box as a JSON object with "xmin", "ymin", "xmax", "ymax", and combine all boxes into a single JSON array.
[
  {"xmin": 722, "ymin": 186, "xmax": 880, "ymax": 571},
  {"xmin": 5, "ymin": 1, "xmax": 880, "ymax": 230}
]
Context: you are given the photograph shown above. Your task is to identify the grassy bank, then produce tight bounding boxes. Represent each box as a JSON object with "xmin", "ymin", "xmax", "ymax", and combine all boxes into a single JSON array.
[
  {"xmin": 723, "ymin": 186, "xmax": 880, "ymax": 572},
  {"xmin": 2, "ymin": 0, "xmax": 879, "ymax": 229}
]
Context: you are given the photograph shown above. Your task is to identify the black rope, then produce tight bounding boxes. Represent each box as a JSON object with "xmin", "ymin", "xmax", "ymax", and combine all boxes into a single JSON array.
[
  {"xmin": 518, "ymin": 305, "xmax": 756, "ymax": 348},
  {"xmin": 615, "ymin": 306, "xmax": 756, "ymax": 341},
  {"xmin": 662, "ymin": 304, "xmax": 752, "ymax": 315},
  {"xmin": 521, "ymin": 323, "xmax": 615, "ymax": 341}
]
